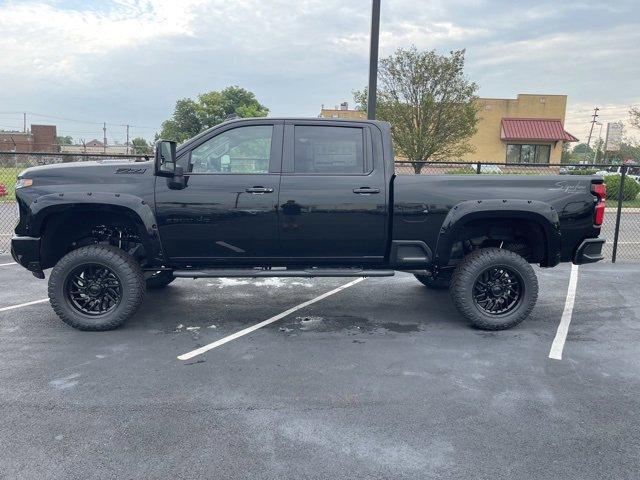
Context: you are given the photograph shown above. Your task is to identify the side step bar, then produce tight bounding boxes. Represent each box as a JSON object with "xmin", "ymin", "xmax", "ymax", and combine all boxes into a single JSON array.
[{"xmin": 173, "ymin": 268, "xmax": 395, "ymax": 279}]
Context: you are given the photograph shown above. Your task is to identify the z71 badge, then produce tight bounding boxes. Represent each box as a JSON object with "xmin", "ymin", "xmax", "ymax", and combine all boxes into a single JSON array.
[{"xmin": 115, "ymin": 167, "xmax": 147, "ymax": 174}]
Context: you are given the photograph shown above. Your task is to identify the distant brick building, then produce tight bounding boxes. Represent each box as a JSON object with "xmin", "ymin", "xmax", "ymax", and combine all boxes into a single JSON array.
[
  {"xmin": 61, "ymin": 139, "xmax": 129, "ymax": 155},
  {"xmin": 0, "ymin": 132, "xmax": 32, "ymax": 153},
  {"xmin": 0, "ymin": 124, "xmax": 58, "ymax": 153}
]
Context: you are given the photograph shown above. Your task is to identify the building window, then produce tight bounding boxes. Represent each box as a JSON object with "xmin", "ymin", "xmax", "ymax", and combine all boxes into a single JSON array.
[{"xmin": 506, "ymin": 144, "xmax": 551, "ymax": 164}]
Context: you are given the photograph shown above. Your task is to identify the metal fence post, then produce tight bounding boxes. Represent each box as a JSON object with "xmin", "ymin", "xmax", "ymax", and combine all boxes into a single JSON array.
[
  {"xmin": 476, "ymin": 162, "xmax": 482, "ymax": 174},
  {"xmin": 611, "ymin": 165, "xmax": 627, "ymax": 263}
]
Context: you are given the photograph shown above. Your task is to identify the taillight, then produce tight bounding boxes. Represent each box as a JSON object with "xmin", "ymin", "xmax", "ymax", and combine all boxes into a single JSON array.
[{"xmin": 591, "ymin": 183, "xmax": 606, "ymax": 226}]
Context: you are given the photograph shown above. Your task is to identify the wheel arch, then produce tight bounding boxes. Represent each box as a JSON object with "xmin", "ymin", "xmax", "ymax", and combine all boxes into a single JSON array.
[
  {"xmin": 434, "ymin": 199, "xmax": 561, "ymax": 268},
  {"xmin": 30, "ymin": 193, "xmax": 163, "ymax": 269}
]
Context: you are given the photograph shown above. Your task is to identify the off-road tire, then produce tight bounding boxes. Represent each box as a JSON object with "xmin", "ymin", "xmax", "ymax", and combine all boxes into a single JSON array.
[
  {"xmin": 48, "ymin": 244, "xmax": 145, "ymax": 331},
  {"xmin": 145, "ymin": 270, "xmax": 175, "ymax": 289},
  {"xmin": 414, "ymin": 273, "xmax": 451, "ymax": 289},
  {"xmin": 450, "ymin": 248, "xmax": 538, "ymax": 330}
]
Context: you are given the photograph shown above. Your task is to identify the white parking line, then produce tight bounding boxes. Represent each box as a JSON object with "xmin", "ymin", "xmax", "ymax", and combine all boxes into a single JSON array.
[
  {"xmin": 0, "ymin": 262, "xmax": 17, "ymax": 267},
  {"xmin": 549, "ymin": 264, "xmax": 579, "ymax": 360},
  {"xmin": 0, "ymin": 298, "xmax": 49, "ymax": 313},
  {"xmin": 178, "ymin": 277, "xmax": 366, "ymax": 361}
]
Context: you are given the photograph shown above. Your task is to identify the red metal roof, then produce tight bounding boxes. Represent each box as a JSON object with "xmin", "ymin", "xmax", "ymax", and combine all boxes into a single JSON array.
[{"xmin": 501, "ymin": 118, "xmax": 578, "ymax": 142}]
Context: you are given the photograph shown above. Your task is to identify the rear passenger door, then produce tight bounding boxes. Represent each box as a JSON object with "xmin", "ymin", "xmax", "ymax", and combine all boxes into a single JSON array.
[{"xmin": 278, "ymin": 121, "xmax": 387, "ymax": 264}]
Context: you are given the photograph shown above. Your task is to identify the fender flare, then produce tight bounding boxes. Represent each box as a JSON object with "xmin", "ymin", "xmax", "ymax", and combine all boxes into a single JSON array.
[
  {"xmin": 434, "ymin": 199, "xmax": 561, "ymax": 267},
  {"xmin": 29, "ymin": 192, "xmax": 164, "ymax": 263}
]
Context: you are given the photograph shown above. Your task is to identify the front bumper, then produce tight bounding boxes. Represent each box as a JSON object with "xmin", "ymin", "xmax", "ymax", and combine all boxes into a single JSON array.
[
  {"xmin": 573, "ymin": 238, "xmax": 605, "ymax": 264},
  {"xmin": 11, "ymin": 235, "xmax": 42, "ymax": 272}
]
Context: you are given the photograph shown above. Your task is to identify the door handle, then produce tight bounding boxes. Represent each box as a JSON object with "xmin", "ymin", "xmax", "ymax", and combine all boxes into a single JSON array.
[
  {"xmin": 353, "ymin": 187, "xmax": 381, "ymax": 194},
  {"xmin": 246, "ymin": 186, "xmax": 274, "ymax": 194}
]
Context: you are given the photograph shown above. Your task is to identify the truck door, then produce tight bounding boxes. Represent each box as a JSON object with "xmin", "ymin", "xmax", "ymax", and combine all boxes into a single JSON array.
[
  {"xmin": 278, "ymin": 121, "xmax": 388, "ymax": 265},
  {"xmin": 155, "ymin": 120, "xmax": 283, "ymax": 264}
]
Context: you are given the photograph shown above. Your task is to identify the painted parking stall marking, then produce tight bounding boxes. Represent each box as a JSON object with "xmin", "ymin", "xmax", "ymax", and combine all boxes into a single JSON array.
[
  {"xmin": 549, "ymin": 264, "xmax": 579, "ymax": 360},
  {"xmin": 0, "ymin": 262, "xmax": 17, "ymax": 267},
  {"xmin": 0, "ymin": 298, "xmax": 49, "ymax": 313},
  {"xmin": 178, "ymin": 277, "xmax": 365, "ymax": 361}
]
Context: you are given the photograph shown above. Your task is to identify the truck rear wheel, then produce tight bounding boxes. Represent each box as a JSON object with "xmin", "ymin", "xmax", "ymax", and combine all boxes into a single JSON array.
[
  {"xmin": 414, "ymin": 273, "xmax": 451, "ymax": 289},
  {"xmin": 450, "ymin": 248, "xmax": 538, "ymax": 330},
  {"xmin": 48, "ymin": 244, "xmax": 145, "ymax": 331},
  {"xmin": 145, "ymin": 270, "xmax": 175, "ymax": 289}
]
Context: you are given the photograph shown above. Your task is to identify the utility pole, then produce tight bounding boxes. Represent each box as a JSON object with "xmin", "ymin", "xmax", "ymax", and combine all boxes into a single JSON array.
[
  {"xmin": 367, "ymin": 0, "xmax": 381, "ymax": 120},
  {"xmin": 125, "ymin": 124, "xmax": 130, "ymax": 155},
  {"xmin": 103, "ymin": 122, "xmax": 107, "ymax": 154},
  {"xmin": 595, "ymin": 122, "xmax": 603, "ymax": 162},
  {"xmin": 23, "ymin": 112, "xmax": 26, "ymax": 133},
  {"xmin": 583, "ymin": 106, "xmax": 599, "ymax": 162}
]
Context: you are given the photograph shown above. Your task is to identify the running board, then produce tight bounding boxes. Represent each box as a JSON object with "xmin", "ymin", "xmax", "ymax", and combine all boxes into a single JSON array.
[{"xmin": 173, "ymin": 268, "xmax": 395, "ymax": 279}]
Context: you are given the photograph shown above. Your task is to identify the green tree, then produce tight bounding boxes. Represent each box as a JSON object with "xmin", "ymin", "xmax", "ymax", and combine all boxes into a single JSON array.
[
  {"xmin": 354, "ymin": 47, "xmax": 479, "ymax": 173},
  {"xmin": 159, "ymin": 86, "xmax": 269, "ymax": 143},
  {"xmin": 131, "ymin": 137, "xmax": 152, "ymax": 155},
  {"xmin": 630, "ymin": 106, "xmax": 640, "ymax": 129},
  {"xmin": 572, "ymin": 143, "xmax": 593, "ymax": 155},
  {"xmin": 56, "ymin": 135, "xmax": 73, "ymax": 145}
]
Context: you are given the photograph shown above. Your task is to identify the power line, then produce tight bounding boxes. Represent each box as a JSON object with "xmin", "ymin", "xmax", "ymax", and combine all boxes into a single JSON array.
[{"xmin": 0, "ymin": 111, "xmax": 159, "ymax": 130}]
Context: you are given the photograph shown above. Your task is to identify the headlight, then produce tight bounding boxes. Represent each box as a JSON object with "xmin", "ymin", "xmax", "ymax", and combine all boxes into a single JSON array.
[{"xmin": 15, "ymin": 178, "xmax": 33, "ymax": 189}]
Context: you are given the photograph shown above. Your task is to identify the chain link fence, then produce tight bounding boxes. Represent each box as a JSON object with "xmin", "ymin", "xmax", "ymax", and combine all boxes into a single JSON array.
[
  {"xmin": 0, "ymin": 152, "xmax": 150, "ymax": 255},
  {"xmin": 395, "ymin": 161, "xmax": 640, "ymax": 262},
  {"xmin": 1, "ymin": 153, "xmax": 638, "ymax": 262}
]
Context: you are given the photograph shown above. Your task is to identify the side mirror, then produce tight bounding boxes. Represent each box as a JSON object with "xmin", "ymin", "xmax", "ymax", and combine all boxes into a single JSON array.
[
  {"xmin": 167, "ymin": 166, "xmax": 187, "ymax": 190},
  {"xmin": 155, "ymin": 140, "xmax": 177, "ymax": 177}
]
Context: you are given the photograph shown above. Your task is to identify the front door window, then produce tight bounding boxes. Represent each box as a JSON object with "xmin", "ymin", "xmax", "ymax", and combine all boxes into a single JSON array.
[{"xmin": 190, "ymin": 125, "xmax": 273, "ymax": 173}]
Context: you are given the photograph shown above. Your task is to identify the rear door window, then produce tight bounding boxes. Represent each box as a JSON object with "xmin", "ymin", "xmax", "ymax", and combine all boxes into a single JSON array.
[{"xmin": 293, "ymin": 126, "xmax": 365, "ymax": 174}]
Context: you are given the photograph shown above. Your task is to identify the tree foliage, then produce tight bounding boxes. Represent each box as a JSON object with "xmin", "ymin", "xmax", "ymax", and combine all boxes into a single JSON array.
[
  {"xmin": 354, "ymin": 47, "xmax": 479, "ymax": 173},
  {"xmin": 159, "ymin": 86, "xmax": 269, "ymax": 143},
  {"xmin": 131, "ymin": 137, "xmax": 152, "ymax": 155},
  {"xmin": 630, "ymin": 106, "xmax": 640, "ymax": 130},
  {"xmin": 56, "ymin": 135, "xmax": 73, "ymax": 145}
]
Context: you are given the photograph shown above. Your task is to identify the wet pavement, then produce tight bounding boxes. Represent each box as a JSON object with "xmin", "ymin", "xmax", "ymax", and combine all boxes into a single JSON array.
[{"xmin": 1, "ymin": 257, "xmax": 639, "ymax": 479}]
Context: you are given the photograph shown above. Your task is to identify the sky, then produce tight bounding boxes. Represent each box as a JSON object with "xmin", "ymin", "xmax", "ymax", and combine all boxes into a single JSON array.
[{"xmin": 0, "ymin": 0, "xmax": 639, "ymax": 146}]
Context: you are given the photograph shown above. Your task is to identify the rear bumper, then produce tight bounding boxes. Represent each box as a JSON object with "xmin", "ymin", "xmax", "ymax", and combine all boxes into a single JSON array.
[
  {"xmin": 10, "ymin": 235, "xmax": 42, "ymax": 272},
  {"xmin": 573, "ymin": 238, "xmax": 605, "ymax": 265}
]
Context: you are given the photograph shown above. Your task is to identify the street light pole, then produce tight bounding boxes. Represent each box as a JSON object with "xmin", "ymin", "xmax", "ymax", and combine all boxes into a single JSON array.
[{"xmin": 367, "ymin": 0, "xmax": 381, "ymax": 120}]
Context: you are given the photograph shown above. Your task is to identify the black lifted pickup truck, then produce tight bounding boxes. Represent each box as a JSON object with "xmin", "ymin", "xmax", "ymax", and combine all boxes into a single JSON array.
[{"xmin": 12, "ymin": 118, "xmax": 606, "ymax": 331}]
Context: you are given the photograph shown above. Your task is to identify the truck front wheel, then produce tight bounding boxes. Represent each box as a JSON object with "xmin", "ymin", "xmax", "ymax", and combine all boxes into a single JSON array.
[
  {"xmin": 450, "ymin": 248, "xmax": 538, "ymax": 330},
  {"xmin": 48, "ymin": 245, "xmax": 145, "ymax": 331}
]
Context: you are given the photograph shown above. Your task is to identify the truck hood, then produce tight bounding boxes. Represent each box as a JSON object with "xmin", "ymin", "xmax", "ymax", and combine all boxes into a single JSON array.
[{"xmin": 19, "ymin": 160, "xmax": 153, "ymax": 179}]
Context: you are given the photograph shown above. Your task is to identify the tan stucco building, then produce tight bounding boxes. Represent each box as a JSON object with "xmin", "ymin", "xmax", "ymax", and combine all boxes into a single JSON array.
[
  {"xmin": 319, "ymin": 94, "xmax": 577, "ymax": 165},
  {"xmin": 461, "ymin": 94, "xmax": 577, "ymax": 164},
  {"xmin": 319, "ymin": 102, "xmax": 366, "ymax": 120}
]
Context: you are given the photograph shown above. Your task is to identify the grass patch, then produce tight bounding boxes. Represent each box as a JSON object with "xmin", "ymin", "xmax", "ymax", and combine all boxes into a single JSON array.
[
  {"xmin": 620, "ymin": 198, "xmax": 640, "ymax": 208},
  {"xmin": 0, "ymin": 166, "xmax": 21, "ymax": 203}
]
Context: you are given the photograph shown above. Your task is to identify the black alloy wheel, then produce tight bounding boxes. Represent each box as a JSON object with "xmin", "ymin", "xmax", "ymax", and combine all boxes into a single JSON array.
[
  {"xmin": 450, "ymin": 247, "xmax": 538, "ymax": 330},
  {"xmin": 65, "ymin": 263, "xmax": 122, "ymax": 315},
  {"xmin": 49, "ymin": 244, "xmax": 145, "ymax": 331},
  {"xmin": 472, "ymin": 266, "xmax": 523, "ymax": 315}
]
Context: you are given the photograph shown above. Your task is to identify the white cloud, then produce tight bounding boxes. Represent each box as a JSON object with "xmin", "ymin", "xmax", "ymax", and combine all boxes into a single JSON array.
[
  {"xmin": 565, "ymin": 101, "xmax": 640, "ymax": 144},
  {"xmin": 0, "ymin": 0, "xmax": 638, "ymax": 144},
  {"xmin": 0, "ymin": 0, "xmax": 205, "ymax": 80}
]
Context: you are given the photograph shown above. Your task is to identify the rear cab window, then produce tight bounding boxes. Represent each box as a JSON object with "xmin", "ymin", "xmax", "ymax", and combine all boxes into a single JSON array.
[{"xmin": 291, "ymin": 125, "xmax": 369, "ymax": 174}]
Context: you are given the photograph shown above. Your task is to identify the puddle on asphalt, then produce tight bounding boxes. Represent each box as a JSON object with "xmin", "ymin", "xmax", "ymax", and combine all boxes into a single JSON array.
[
  {"xmin": 150, "ymin": 316, "xmax": 421, "ymax": 336},
  {"xmin": 279, "ymin": 315, "xmax": 421, "ymax": 335}
]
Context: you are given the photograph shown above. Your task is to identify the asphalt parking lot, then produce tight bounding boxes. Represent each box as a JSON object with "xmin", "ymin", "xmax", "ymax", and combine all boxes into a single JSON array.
[{"xmin": 1, "ymin": 256, "xmax": 639, "ymax": 479}]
